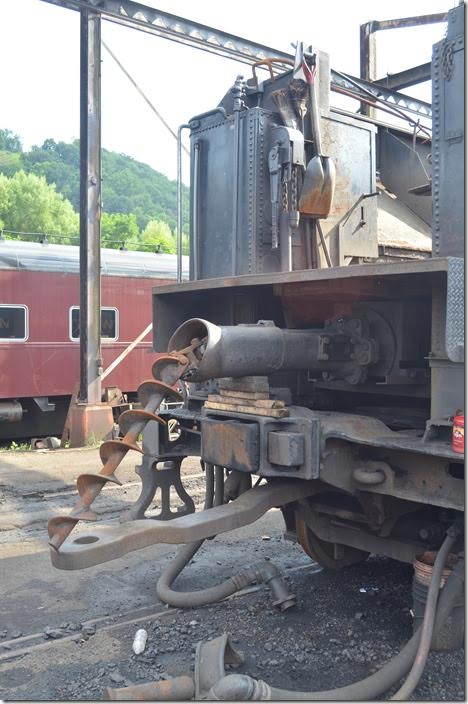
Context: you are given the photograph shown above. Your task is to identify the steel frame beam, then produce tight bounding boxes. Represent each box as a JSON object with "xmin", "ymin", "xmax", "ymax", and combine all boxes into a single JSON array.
[
  {"xmin": 79, "ymin": 8, "xmax": 102, "ymax": 404},
  {"xmin": 41, "ymin": 0, "xmax": 432, "ymax": 120},
  {"xmin": 360, "ymin": 12, "xmax": 446, "ymax": 115},
  {"xmin": 368, "ymin": 13, "xmax": 447, "ymax": 33},
  {"xmin": 41, "ymin": 0, "xmax": 292, "ymax": 65},
  {"xmin": 375, "ymin": 62, "xmax": 432, "ymax": 91}
]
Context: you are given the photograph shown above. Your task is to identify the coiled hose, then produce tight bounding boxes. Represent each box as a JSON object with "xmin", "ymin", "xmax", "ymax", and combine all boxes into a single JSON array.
[
  {"xmin": 156, "ymin": 465, "xmax": 295, "ymax": 610},
  {"xmin": 209, "ymin": 533, "xmax": 464, "ymax": 700}
]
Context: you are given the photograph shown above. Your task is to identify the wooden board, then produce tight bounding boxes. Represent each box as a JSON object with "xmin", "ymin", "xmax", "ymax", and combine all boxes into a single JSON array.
[
  {"xmin": 208, "ymin": 394, "xmax": 284, "ymax": 409},
  {"xmin": 219, "ymin": 389, "xmax": 270, "ymax": 400},
  {"xmin": 205, "ymin": 400, "xmax": 289, "ymax": 418}
]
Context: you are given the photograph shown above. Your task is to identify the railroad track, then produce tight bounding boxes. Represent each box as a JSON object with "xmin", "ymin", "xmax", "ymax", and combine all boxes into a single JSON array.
[
  {"xmin": 0, "ymin": 471, "xmax": 208, "ymax": 538},
  {"xmin": 0, "ymin": 561, "xmax": 321, "ymax": 663}
]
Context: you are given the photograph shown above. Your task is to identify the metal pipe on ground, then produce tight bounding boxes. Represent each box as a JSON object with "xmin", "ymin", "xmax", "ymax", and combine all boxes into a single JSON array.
[{"xmin": 104, "ymin": 675, "xmax": 195, "ymax": 701}]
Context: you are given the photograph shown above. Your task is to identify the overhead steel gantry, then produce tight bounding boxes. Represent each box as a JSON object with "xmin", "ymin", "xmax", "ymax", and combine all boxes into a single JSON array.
[
  {"xmin": 43, "ymin": 0, "xmax": 432, "ymax": 120},
  {"xmin": 38, "ymin": 0, "xmax": 435, "ymax": 444}
]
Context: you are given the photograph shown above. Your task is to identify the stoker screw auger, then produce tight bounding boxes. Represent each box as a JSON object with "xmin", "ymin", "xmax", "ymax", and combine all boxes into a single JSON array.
[{"xmin": 47, "ymin": 338, "xmax": 205, "ymax": 552}]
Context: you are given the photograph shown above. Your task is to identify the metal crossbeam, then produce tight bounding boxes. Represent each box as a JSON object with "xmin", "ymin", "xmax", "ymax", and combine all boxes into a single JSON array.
[
  {"xmin": 370, "ymin": 13, "xmax": 447, "ymax": 32},
  {"xmin": 40, "ymin": 0, "xmax": 432, "ymax": 120},
  {"xmin": 375, "ymin": 62, "xmax": 432, "ymax": 91},
  {"xmin": 41, "ymin": 0, "xmax": 292, "ymax": 65},
  {"xmin": 332, "ymin": 71, "xmax": 432, "ymax": 119}
]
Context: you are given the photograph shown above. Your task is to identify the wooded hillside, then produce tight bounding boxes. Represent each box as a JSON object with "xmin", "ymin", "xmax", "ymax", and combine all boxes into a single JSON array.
[{"xmin": 0, "ymin": 128, "xmax": 189, "ymax": 252}]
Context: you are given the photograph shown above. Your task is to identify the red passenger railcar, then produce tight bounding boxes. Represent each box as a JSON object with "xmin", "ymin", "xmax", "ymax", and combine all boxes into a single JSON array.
[{"xmin": 0, "ymin": 240, "xmax": 187, "ymax": 440}]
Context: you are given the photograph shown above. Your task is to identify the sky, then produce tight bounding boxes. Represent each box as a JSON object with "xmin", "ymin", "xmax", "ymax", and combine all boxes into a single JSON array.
[{"xmin": 0, "ymin": 0, "xmax": 454, "ymax": 183}]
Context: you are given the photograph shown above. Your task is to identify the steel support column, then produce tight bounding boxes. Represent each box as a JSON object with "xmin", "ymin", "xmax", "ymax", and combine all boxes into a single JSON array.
[
  {"xmin": 359, "ymin": 22, "xmax": 377, "ymax": 117},
  {"xmin": 79, "ymin": 8, "xmax": 102, "ymax": 405},
  {"xmin": 70, "ymin": 8, "xmax": 113, "ymax": 446},
  {"xmin": 360, "ymin": 12, "xmax": 447, "ymax": 116}
]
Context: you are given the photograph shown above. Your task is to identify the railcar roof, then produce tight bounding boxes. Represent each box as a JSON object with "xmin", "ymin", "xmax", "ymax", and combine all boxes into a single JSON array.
[{"xmin": 0, "ymin": 240, "xmax": 189, "ymax": 279}]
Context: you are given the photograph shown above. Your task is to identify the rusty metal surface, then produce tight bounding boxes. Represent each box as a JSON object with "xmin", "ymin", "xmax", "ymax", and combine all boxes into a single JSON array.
[
  {"xmin": 370, "ymin": 13, "xmax": 447, "ymax": 31},
  {"xmin": 151, "ymin": 258, "xmax": 452, "ymax": 361},
  {"xmin": 47, "ymin": 349, "xmax": 195, "ymax": 552},
  {"xmin": 432, "ymin": 5, "xmax": 464, "ymax": 257},
  {"xmin": 79, "ymin": 9, "xmax": 102, "ymax": 407},
  {"xmin": 378, "ymin": 129, "xmax": 432, "ymax": 226},
  {"xmin": 104, "ymin": 675, "xmax": 195, "ymax": 701},
  {"xmin": 194, "ymin": 633, "xmax": 243, "ymax": 699},
  {"xmin": 316, "ymin": 410, "xmax": 461, "ymax": 460},
  {"xmin": 202, "ymin": 417, "xmax": 260, "ymax": 473},
  {"xmin": 50, "ymin": 479, "xmax": 317, "ymax": 570},
  {"xmin": 317, "ymin": 425, "xmax": 464, "ymax": 512},
  {"xmin": 152, "ymin": 256, "xmax": 452, "ymax": 297},
  {"xmin": 296, "ymin": 502, "xmax": 422, "ymax": 564}
]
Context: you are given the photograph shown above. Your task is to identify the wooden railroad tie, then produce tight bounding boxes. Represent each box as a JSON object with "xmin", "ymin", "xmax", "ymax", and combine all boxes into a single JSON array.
[{"xmin": 205, "ymin": 376, "xmax": 290, "ymax": 418}]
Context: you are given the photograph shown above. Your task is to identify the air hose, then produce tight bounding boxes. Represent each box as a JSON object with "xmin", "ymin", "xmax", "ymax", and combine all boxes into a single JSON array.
[
  {"xmin": 391, "ymin": 524, "xmax": 461, "ymax": 700},
  {"xmin": 208, "ymin": 533, "xmax": 464, "ymax": 700},
  {"xmin": 156, "ymin": 465, "xmax": 295, "ymax": 611}
]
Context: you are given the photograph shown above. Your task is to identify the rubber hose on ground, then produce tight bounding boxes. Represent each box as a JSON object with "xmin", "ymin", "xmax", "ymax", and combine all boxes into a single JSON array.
[
  {"xmin": 209, "ymin": 557, "xmax": 464, "ymax": 701},
  {"xmin": 391, "ymin": 526, "xmax": 460, "ymax": 700},
  {"xmin": 156, "ymin": 466, "xmax": 284, "ymax": 609}
]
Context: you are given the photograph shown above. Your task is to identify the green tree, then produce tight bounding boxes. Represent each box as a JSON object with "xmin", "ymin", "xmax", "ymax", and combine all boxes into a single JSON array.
[
  {"xmin": 0, "ymin": 130, "xmax": 191, "ymax": 247},
  {"xmin": 0, "ymin": 171, "xmax": 78, "ymax": 241},
  {"xmin": 138, "ymin": 219, "xmax": 176, "ymax": 253},
  {"xmin": 0, "ymin": 129, "xmax": 22, "ymax": 153},
  {"xmin": 101, "ymin": 212, "xmax": 140, "ymax": 249},
  {"xmin": 0, "ymin": 151, "xmax": 22, "ymax": 177}
]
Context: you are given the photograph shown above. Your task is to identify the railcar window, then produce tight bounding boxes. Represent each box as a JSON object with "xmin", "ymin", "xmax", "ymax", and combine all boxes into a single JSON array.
[
  {"xmin": 69, "ymin": 307, "xmax": 118, "ymax": 341},
  {"xmin": 0, "ymin": 305, "xmax": 28, "ymax": 341}
]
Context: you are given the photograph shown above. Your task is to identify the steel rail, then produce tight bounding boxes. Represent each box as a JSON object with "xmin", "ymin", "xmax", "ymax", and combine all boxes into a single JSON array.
[{"xmin": 40, "ymin": 0, "xmax": 432, "ymax": 121}]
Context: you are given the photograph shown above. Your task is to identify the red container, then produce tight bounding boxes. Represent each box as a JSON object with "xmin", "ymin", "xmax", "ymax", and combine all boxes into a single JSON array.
[{"xmin": 452, "ymin": 412, "xmax": 464, "ymax": 454}]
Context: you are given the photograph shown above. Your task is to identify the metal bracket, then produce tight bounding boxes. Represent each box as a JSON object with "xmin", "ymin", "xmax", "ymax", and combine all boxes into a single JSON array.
[
  {"xmin": 33, "ymin": 396, "xmax": 56, "ymax": 413},
  {"xmin": 338, "ymin": 194, "xmax": 379, "ymax": 265},
  {"xmin": 152, "ymin": 459, "xmax": 195, "ymax": 521},
  {"xmin": 129, "ymin": 456, "xmax": 195, "ymax": 521}
]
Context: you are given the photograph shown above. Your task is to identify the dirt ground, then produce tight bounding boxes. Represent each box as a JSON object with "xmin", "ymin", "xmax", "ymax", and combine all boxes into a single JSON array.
[{"xmin": 0, "ymin": 448, "xmax": 464, "ymax": 701}]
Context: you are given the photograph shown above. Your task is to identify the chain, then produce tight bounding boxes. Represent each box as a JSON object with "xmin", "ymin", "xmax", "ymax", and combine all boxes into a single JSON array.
[
  {"xmin": 281, "ymin": 176, "xmax": 289, "ymax": 212},
  {"xmin": 291, "ymin": 167, "xmax": 298, "ymax": 211},
  {"xmin": 442, "ymin": 39, "xmax": 455, "ymax": 81}
]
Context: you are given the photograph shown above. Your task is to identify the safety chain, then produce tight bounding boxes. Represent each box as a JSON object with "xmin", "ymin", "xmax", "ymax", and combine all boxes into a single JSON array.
[
  {"xmin": 442, "ymin": 39, "xmax": 455, "ymax": 81},
  {"xmin": 291, "ymin": 167, "xmax": 298, "ymax": 212},
  {"xmin": 281, "ymin": 177, "xmax": 289, "ymax": 212}
]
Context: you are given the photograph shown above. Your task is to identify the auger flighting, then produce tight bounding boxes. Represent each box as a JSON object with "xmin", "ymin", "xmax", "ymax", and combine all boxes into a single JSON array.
[{"xmin": 47, "ymin": 338, "xmax": 206, "ymax": 552}]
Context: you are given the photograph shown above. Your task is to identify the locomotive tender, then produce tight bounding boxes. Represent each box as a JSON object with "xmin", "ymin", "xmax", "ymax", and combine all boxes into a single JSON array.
[
  {"xmin": 49, "ymin": 7, "xmax": 463, "ymax": 598},
  {"xmin": 147, "ymin": 16, "xmax": 464, "ymax": 569}
]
